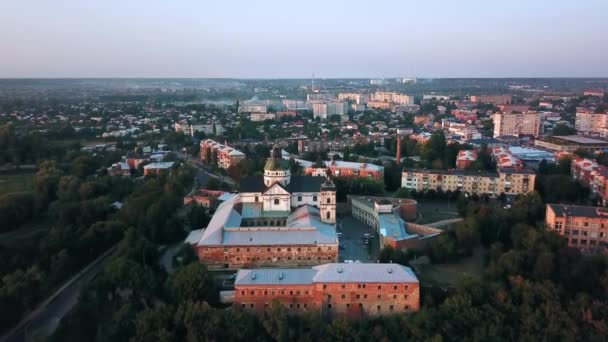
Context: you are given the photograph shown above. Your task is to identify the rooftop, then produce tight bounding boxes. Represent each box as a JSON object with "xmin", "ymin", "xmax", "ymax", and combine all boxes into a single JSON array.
[
  {"xmin": 548, "ymin": 204, "xmax": 608, "ymax": 218},
  {"xmin": 235, "ymin": 263, "xmax": 418, "ymax": 286}
]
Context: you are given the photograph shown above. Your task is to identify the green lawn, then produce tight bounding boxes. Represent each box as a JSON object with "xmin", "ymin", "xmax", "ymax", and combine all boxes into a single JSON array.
[
  {"xmin": 0, "ymin": 172, "xmax": 34, "ymax": 196},
  {"xmin": 416, "ymin": 247, "xmax": 485, "ymax": 287},
  {"xmin": 416, "ymin": 210, "xmax": 460, "ymax": 225}
]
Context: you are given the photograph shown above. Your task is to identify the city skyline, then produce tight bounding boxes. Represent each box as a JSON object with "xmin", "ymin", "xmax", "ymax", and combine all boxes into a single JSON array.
[{"xmin": 1, "ymin": 0, "xmax": 607, "ymax": 78}]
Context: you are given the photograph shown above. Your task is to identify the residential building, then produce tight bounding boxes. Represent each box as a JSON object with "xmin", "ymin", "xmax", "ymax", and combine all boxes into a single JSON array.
[
  {"xmin": 303, "ymin": 160, "xmax": 384, "ymax": 181},
  {"xmin": 456, "ymin": 150, "xmax": 477, "ymax": 169},
  {"xmin": 545, "ymin": 204, "xmax": 608, "ymax": 254},
  {"xmin": 186, "ymin": 148, "xmax": 338, "ymax": 269},
  {"xmin": 239, "ymin": 101, "xmax": 268, "ymax": 113},
  {"xmin": 371, "ymin": 91, "xmax": 414, "ymax": 105},
  {"xmin": 143, "ymin": 162, "xmax": 174, "ymax": 176},
  {"xmin": 470, "ymin": 94, "xmax": 512, "ymax": 104},
  {"xmin": 401, "ymin": 168, "xmax": 536, "ymax": 196},
  {"xmin": 337, "ymin": 93, "xmax": 362, "ymax": 104},
  {"xmin": 366, "ymin": 101, "xmax": 392, "ymax": 110},
  {"xmin": 571, "ymin": 157, "xmax": 601, "ymax": 186},
  {"xmin": 200, "ymin": 139, "xmax": 246, "ymax": 170},
  {"xmin": 497, "ymin": 104, "xmax": 531, "ymax": 113},
  {"xmin": 250, "ymin": 112, "xmax": 276, "ymax": 122},
  {"xmin": 493, "ymin": 111, "xmax": 542, "ymax": 137},
  {"xmin": 583, "ymin": 89, "xmax": 605, "ymax": 97},
  {"xmin": 233, "ymin": 263, "xmax": 420, "ymax": 317},
  {"xmin": 575, "ymin": 107, "xmax": 608, "ymax": 135},
  {"xmin": 107, "ymin": 162, "xmax": 131, "ymax": 177}
]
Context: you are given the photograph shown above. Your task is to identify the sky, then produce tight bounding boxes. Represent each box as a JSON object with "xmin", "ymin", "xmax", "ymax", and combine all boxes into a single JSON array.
[{"xmin": 0, "ymin": 0, "xmax": 607, "ymax": 78}]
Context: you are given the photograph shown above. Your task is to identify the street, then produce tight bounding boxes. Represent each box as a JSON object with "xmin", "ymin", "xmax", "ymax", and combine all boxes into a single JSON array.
[{"xmin": 338, "ymin": 216, "xmax": 380, "ymax": 262}]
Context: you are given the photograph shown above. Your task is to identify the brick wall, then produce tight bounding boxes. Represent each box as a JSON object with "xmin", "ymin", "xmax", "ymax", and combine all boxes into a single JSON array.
[{"xmin": 196, "ymin": 244, "xmax": 338, "ymax": 269}]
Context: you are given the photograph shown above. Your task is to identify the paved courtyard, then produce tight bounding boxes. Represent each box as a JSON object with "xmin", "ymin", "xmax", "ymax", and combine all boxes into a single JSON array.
[{"xmin": 337, "ymin": 215, "xmax": 380, "ymax": 262}]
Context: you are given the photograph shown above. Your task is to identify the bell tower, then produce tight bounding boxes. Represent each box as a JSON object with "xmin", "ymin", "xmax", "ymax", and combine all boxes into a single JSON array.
[{"xmin": 320, "ymin": 179, "xmax": 336, "ymax": 224}]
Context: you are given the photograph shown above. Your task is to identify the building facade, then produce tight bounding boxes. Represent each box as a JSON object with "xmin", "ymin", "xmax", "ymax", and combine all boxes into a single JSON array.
[
  {"xmin": 234, "ymin": 263, "xmax": 420, "ymax": 318},
  {"xmin": 575, "ymin": 108, "xmax": 608, "ymax": 135},
  {"xmin": 493, "ymin": 112, "xmax": 542, "ymax": 137},
  {"xmin": 401, "ymin": 168, "xmax": 536, "ymax": 196},
  {"xmin": 470, "ymin": 94, "xmax": 512, "ymax": 104},
  {"xmin": 187, "ymin": 148, "xmax": 338, "ymax": 269},
  {"xmin": 545, "ymin": 204, "xmax": 608, "ymax": 254},
  {"xmin": 199, "ymin": 139, "xmax": 246, "ymax": 170}
]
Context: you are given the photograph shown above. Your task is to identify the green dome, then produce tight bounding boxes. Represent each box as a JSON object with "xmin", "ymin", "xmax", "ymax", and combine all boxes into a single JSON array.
[{"xmin": 264, "ymin": 158, "xmax": 289, "ymax": 171}]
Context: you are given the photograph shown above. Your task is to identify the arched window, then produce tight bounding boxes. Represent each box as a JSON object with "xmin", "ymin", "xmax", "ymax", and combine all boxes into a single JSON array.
[
  {"xmin": 255, "ymin": 196, "xmax": 259, "ymax": 203},
  {"xmin": 313, "ymin": 195, "xmax": 318, "ymax": 202},
  {"xmin": 274, "ymin": 198, "xmax": 280, "ymax": 205},
  {"xmin": 326, "ymin": 198, "xmax": 331, "ymax": 204},
  {"xmin": 326, "ymin": 211, "xmax": 331, "ymax": 219}
]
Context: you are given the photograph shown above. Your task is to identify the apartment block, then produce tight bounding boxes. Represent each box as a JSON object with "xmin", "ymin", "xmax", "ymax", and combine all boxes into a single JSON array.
[
  {"xmin": 470, "ymin": 94, "xmax": 512, "ymax": 105},
  {"xmin": 401, "ymin": 168, "xmax": 535, "ymax": 196},
  {"xmin": 493, "ymin": 111, "xmax": 542, "ymax": 137},
  {"xmin": 575, "ymin": 107, "xmax": 608, "ymax": 135},
  {"xmin": 545, "ymin": 204, "xmax": 608, "ymax": 254},
  {"xmin": 199, "ymin": 139, "xmax": 246, "ymax": 170}
]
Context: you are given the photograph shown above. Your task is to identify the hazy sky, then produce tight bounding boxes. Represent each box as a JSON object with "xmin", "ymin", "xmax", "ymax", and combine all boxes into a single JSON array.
[{"xmin": 1, "ymin": 0, "xmax": 607, "ymax": 78}]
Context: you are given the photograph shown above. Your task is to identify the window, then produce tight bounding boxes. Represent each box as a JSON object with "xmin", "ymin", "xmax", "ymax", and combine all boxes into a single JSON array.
[
  {"xmin": 255, "ymin": 196, "xmax": 259, "ymax": 203},
  {"xmin": 327, "ymin": 211, "xmax": 331, "ymax": 220},
  {"xmin": 327, "ymin": 198, "xmax": 331, "ymax": 203},
  {"xmin": 274, "ymin": 198, "xmax": 280, "ymax": 205},
  {"xmin": 389, "ymin": 305, "xmax": 394, "ymax": 311},
  {"xmin": 341, "ymin": 284, "xmax": 345, "ymax": 289},
  {"xmin": 313, "ymin": 195, "xmax": 318, "ymax": 201},
  {"xmin": 298, "ymin": 196, "xmax": 302, "ymax": 201},
  {"xmin": 393, "ymin": 285, "xmax": 397, "ymax": 290},
  {"xmin": 378, "ymin": 285, "xmax": 382, "ymax": 290},
  {"xmin": 341, "ymin": 294, "xmax": 346, "ymax": 299}
]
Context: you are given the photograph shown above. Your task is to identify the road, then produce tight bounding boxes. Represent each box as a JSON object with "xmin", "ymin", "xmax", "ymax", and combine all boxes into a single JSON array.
[
  {"xmin": 177, "ymin": 152, "xmax": 236, "ymax": 190},
  {"xmin": 1, "ymin": 248, "xmax": 115, "ymax": 342}
]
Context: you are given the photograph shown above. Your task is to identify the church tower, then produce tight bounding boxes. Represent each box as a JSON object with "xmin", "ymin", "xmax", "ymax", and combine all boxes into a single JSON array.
[
  {"xmin": 263, "ymin": 145, "xmax": 291, "ymax": 187},
  {"xmin": 320, "ymin": 179, "xmax": 336, "ymax": 224}
]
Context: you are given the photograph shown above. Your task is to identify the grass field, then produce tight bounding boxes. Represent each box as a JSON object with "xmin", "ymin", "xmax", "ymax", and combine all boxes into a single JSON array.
[
  {"xmin": 0, "ymin": 172, "xmax": 34, "ymax": 196},
  {"xmin": 415, "ymin": 247, "xmax": 485, "ymax": 287}
]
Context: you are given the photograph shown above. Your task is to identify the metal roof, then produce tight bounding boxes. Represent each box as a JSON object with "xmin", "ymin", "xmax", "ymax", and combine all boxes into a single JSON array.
[
  {"xmin": 235, "ymin": 263, "xmax": 419, "ymax": 286},
  {"xmin": 312, "ymin": 263, "xmax": 419, "ymax": 283},
  {"xmin": 235, "ymin": 268, "xmax": 317, "ymax": 286},
  {"xmin": 194, "ymin": 196, "xmax": 337, "ymax": 246}
]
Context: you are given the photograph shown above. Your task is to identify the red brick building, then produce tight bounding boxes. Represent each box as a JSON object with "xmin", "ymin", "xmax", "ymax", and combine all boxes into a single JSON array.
[
  {"xmin": 143, "ymin": 162, "xmax": 174, "ymax": 176},
  {"xmin": 456, "ymin": 150, "xmax": 477, "ymax": 169},
  {"xmin": 200, "ymin": 139, "xmax": 246, "ymax": 170},
  {"xmin": 545, "ymin": 204, "xmax": 608, "ymax": 254},
  {"xmin": 234, "ymin": 263, "xmax": 419, "ymax": 318}
]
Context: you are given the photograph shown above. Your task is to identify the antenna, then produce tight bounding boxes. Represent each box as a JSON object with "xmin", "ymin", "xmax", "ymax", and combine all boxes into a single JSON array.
[{"xmin": 312, "ymin": 73, "xmax": 315, "ymax": 92}]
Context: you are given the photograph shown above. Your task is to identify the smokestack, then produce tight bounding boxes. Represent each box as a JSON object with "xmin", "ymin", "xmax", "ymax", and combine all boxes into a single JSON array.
[{"xmin": 396, "ymin": 134, "xmax": 401, "ymax": 163}]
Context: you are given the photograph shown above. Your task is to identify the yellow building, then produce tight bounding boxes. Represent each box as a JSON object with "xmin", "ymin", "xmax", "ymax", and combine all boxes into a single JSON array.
[{"xmin": 401, "ymin": 168, "xmax": 535, "ymax": 196}]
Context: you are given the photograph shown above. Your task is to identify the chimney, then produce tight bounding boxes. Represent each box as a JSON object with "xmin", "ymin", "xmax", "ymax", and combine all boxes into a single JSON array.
[{"xmin": 396, "ymin": 134, "xmax": 401, "ymax": 163}]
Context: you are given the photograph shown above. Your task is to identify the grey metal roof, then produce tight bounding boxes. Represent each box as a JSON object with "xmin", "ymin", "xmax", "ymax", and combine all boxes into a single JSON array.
[
  {"xmin": 548, "ymin": 204, "xmax": 608, "ymax": 218},
  {"xmin": 235, "ymin": 263, "xmax": 419, "ymax": 286},
  {"xmin": 222, "ymin": 205, "xmax": 337, "ymax": 246},
  {"xmin": 312, "ymin": 263, "xmax": 419, "ymax": 283},
  {"xmin": 194, "ymin": 195, "xmax": 337, "ymax": 246},
  {"xmin": 235, "ymin": 268, "xmax": 317, "ymax": 286},
  {"xmin": 197, "ymin": 195, "xmax": 241, "ymax": 245}
]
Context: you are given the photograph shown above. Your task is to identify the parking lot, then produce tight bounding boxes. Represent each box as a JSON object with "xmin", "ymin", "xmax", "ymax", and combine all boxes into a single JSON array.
[{"xmin": 337, "ymin": 215, "xmax": 380, "ymax": 262}]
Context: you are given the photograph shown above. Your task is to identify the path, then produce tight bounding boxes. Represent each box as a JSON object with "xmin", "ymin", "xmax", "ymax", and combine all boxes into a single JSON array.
[{"xmin": 1, "ymin": 248, "xmax": 115, "ymax": 342}]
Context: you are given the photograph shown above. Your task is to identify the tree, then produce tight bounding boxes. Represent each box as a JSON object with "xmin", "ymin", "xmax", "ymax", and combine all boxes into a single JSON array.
[
  {"xmin": 168, "ymin": 263, "xmax": 215, "ymax": 303},
  {"xmin": 551, "ymin": 123, "xmax": 576, "ymax": 136}
]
